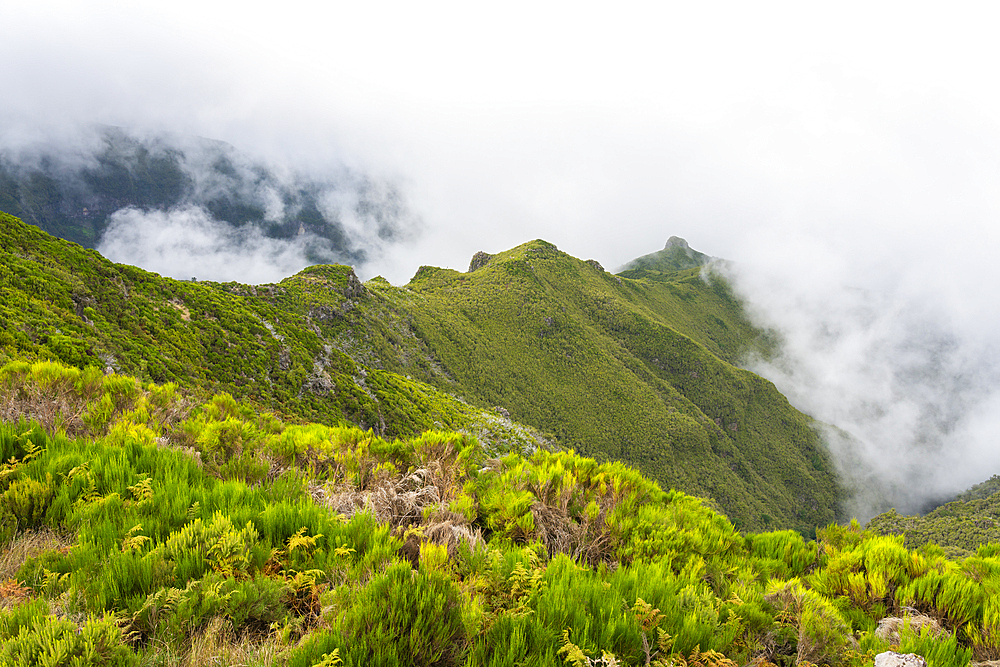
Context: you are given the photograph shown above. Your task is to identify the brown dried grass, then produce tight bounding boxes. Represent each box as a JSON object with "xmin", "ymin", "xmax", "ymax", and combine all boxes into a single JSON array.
[
  {"xmin": 422, "ymin": 511, "xmax": 484, "ymax": 558},
  {"xmin": 875, "ymin": 607, "xmax": 947, "ymax": 644},
  {"xmin": 0, "ymin": 371, "xmax": 194, "ymax": 441},
  {"xmin": 314, "ymin": 468, "xmax": 445, "ymax": 529},
  {"xmin": 530, "ymin": 501, "xmax": 616, "ymax": 567},
  {"xmin": 152, "ymin": 616, "xmax": 282, "ymax": 667},
  {"xmin": 0, "ymin": 527, "xmax": 74, "ymax": 582}
]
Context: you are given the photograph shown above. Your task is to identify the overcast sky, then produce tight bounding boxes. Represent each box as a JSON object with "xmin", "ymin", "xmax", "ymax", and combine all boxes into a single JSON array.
[{"xmin": 4, "ymin": 1, "xmax": 1000, "ymax": 516}]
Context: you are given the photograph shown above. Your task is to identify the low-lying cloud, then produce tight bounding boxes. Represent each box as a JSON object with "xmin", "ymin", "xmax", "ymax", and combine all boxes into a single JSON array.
[
  {"xmin": 724, "ymin": 235, "xmax": 1000, "ymax": 521},
  {"xmin": 99, "ymin": 206, "xmax": 322, "ymax": 284}
]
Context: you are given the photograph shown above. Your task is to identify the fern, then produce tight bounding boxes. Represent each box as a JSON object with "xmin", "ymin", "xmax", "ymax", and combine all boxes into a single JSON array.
[{"xmin": 121, "ymin": 523, "xmax": 151, "ymax": 554}]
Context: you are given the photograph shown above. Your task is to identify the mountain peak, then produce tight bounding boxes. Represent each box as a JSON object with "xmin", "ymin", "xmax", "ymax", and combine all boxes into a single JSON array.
[
  {"xmin": 665, "ymin": 235, "xmax": 691, "ymax": 250},
  {"xmin": 619, "ymin": 236, "xmax": 712, "ymax": 275}
]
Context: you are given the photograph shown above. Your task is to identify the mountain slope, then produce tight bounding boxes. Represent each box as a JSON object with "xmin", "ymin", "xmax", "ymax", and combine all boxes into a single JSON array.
[
  {"xmin": 390, "ymin": 241, "xmax": 841, "ymax": 532},
  {"xmin": 866, "ymin": 475, "xmax": 1000, "ymax": 557},
  {"xmin": 0, "ymin": 210, "xmax": 540, "ymax": 453},
  {"xmin": 1, "ymin": 360, "xmax": 993, "ymax": 667},
  {"xmin": 282, "ymin": 239, "xmax": 843, "ymax": 532},
  {"xmin": 0, "ymin": 125, "xmax": 411, "ymax": 263},
  {"xmin": 1, "ymin": 211, "xmax": 844, "ymax": 531}
]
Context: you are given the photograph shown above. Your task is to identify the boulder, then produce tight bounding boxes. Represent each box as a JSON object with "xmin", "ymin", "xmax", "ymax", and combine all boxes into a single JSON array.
[{"xmin": 875, "ymin": 652, "xmax": 927, "ymax": 667}]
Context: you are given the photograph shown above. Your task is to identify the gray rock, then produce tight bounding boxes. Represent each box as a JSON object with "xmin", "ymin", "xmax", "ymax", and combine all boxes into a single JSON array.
[
  {"xmin": 343, "ymin": 269, "xmax": 366, "ymax": 299},
  {"xmin": 468, "ymin": 251, "xmax": 494, "ymax": 272},
  {"xmin": 875, "ymin": 652, "xmax": 927, "ymax": 667}
]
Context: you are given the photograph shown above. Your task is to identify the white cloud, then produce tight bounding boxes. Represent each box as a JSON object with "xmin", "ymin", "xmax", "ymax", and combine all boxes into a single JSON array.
[{"xmin": 98, "ymin": 206, "xmax": 320, "ymax": 284}]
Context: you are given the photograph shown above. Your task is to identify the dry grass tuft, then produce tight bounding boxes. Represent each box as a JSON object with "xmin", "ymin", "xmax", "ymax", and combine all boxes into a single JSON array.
[
  {"xmin": 530, "ymin": 501, "xmax": 614, "ymax": 566},
  {"xmin": 875, "ymin": 607, "xmax": 948, "ymax": 644},
  {"xmin": 154, "ymin": 616, "xmax": 282, "ymax": 667},
  {"xmin": 0, "ymin": 577, "xmax": 32, "ymax": 608},
  {"xmin": 0, "ymin": 527, "xmax": 74, "ymax": 582},
  {"xmin": 314, "ymin": 468, "xmax": 445, "ymax": 529},
  {"xmin": 0, "ymin": 384, "xmax": 89, "ymax": 437},
  {"xmin": 422, "ymin": 513, "xmax": 484, "ymax": 559}
]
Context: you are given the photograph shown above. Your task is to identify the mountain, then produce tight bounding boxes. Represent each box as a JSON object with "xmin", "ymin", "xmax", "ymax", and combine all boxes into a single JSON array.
[
  {"xmin": 866, "ymin": 474, "xmax": 1000, "ymax": 558},
  {"xmin": 618, "ymin": 235, "xmax": 712, "ymax": 275},
  {"xmin": 0, "ymin": 210, "xmax": 842, "ymax": 532},
  {"xmin": 0, "ymin": 125, "xmax": 413, "ymax": 264},
  {"xmin": 2, "ymin": 209, "xmax": 998, "ymax": 667},
  {"xmin": 368, "ymin": 241, "xmax": 841, "ymax": 534}
]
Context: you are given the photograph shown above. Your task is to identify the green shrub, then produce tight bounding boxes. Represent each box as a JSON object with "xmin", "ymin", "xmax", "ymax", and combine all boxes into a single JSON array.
[
  {"xmin": 0, "ymin": 606, "xmax": 139, "ymax": 667},
  {"xmin": 297, "ymin": 559, "xmax": 467, "ymax": 667}
]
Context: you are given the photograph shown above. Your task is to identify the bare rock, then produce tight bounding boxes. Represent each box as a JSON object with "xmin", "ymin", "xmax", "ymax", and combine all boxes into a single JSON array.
[
  {"xmin": 586, "ymin": 259, "xmax": 605, "ymax": 272},
  {"xmin": 343, "ymin": 269, "xmax": 366, "ymax": 298},
  {"xmin": 468, "ymin": 251, "xmax": 494, "ymax": 272},
  {"xmin": 875, "ymin": 652, "xmax": 927, "ymax": 667}
]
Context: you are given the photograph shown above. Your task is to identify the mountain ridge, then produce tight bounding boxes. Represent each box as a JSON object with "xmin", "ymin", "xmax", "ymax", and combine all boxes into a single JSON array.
[{"xmin": 1, "ymin": 211, "xmax": 843, "ymax": 531}]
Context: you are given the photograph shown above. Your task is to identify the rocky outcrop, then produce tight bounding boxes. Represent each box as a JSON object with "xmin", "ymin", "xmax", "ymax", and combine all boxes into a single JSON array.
[
  {"xmin": 343, "ymin": 269, "xmax": 366, "ymax": 299},
  {"xmin": 468, "ymin": 251, "xmax": 494, "ymax": 272}
]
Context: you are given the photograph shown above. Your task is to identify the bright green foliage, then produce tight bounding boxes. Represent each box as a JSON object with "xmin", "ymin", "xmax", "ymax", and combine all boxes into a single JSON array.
[
  {"xmin": 0, "ymin": 598, "xmax": 138, "ymax": 666},
  {"xmin": 0, "ymin": 211, "xmax": 544, "ymax": 453},
  {"xmin": 1, "ymin": 210, "xmax": 842, "ymax": 531},
  {"xmin": 0, "ymin": 381, "xmax": 998, "ymax": 665},
  {"xmin": 765, "ymin": 577, "xmax": 851, "ymax": 665},
  {"xmin": 867, "ymin": 491, "xmax": 1000, "ymax": 557},
  {"xmin": 5, "ymin": 212, "xmax": 1000, "ymax": 666},
  {"xmin": 374, "ymin": 240, "xmax": 842, "ymax": 532}
]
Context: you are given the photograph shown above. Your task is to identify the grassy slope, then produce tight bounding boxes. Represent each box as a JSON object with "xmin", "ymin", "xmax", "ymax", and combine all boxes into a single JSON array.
[
  {"xmin": 358, "ymin": 241, "xmax": 843, "ymax": 533},
  {"xmin": 0, "ymin": 360, "xmax": 995, "ymax": 667},
  {"xmin": 0, "ymin": 211, "xmax": 540, "ymax": 452},
  {"xmin": 1, "ymin": 211, "xmax": 842, "ymax": 531}
]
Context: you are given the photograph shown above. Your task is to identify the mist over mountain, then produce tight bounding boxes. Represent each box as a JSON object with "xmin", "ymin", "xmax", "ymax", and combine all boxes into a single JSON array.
[
  {"xmin": 0, "ymin": 125, "xmax": 419, "ymax": 282},
  {"xmin": 723, "ymin": 252, "xmax": 1000, "ymax": 522}
]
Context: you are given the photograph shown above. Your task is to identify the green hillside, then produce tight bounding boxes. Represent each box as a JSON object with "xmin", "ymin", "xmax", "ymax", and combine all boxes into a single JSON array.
[
  {"xmin": 867, "ymin": 476, "xmax": 1000, "ymax": 558},
  {"xmin": 0, "ymin": 359, "xmax": 996, "ymax": 667},
  {"xmin": 364, "ymin": 241, "xmax": 842, "ymax": 534},
  {"xmin": 1, "ymin": 211, "xmax": 843, "ymax": 531},
  {"xmin": 0, "ymin": 211, "xmax": 542, "ymax": 454},
  {"xmin": 2, "ymin": 210, "xmax": 999, "ymax": 666},
  {"xmin": 618, "ymin": 235, "xmax": 712, "ymax": 275}
]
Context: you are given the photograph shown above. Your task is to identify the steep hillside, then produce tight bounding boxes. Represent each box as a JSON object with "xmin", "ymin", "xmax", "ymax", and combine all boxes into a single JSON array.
[
  {"xmin": 288, "ymin": 239, "xmax": 843, "ymax": 533},
  {"xmin": 618, "ymin": 235, "xmax": 712, "ymax": 274},
  {"xmin": 867, "ymin": 475, "xmax": 1000, "ymax": 558},
  {"xmin": 1, "ymin": 210, "xmax": 843, "ymax": 531},
  {"xmin": 0, "ymin": 125, "xmax": 409, "ymax": 262},
  {"xmin": 0, "ymin": 210, "xmax": 541, "ymax": 453}
]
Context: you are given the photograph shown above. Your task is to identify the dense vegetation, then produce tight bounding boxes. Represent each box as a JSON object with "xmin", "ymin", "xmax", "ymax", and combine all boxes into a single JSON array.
[
  {"xmin": 1, "ymin": 360, "xmax": 998, "ymax": 666},
  {"xmin": 867, "ymin": 485, "xmax": 1000, "ymax": 559},
  {"xmin": 1, "ymin": 209, "xmax": 841, "ymax": 531},
  {"xmin": 376, "ymin": 241, "xmax": 841, "ymax": 534},
  {"xmin": 0, "ymin": 210, "xmax": 543, "ymax": 455}
]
